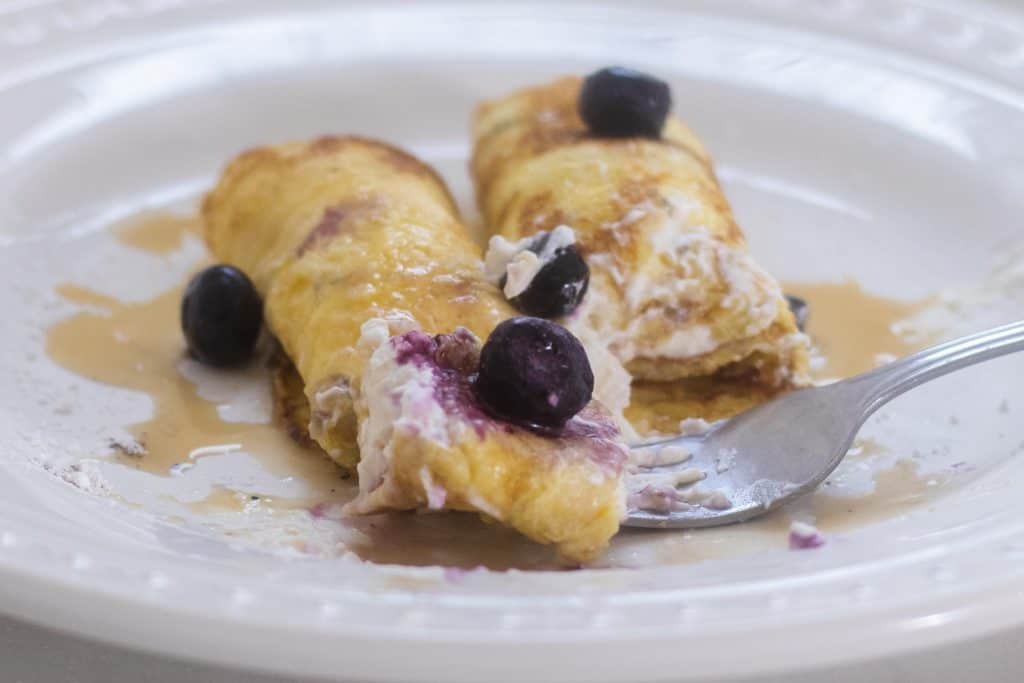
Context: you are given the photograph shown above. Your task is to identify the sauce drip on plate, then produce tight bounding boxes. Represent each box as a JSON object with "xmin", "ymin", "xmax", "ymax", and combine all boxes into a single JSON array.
[{"xmin": 785, "ymin": 280, "xmax": 923, "ymax": 378}]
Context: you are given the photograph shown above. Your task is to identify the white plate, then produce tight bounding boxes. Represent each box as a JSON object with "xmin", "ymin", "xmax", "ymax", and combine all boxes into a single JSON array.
[{"xmin": 2, "ymin": 1, "xmax": 1024, "ymax": 681}]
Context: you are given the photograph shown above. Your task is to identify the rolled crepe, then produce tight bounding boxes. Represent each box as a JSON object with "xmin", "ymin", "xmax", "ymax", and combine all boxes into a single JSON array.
[
  {"xmin": 203, "ymin": 137, "xmax": 626, "ymax": 561},
  {"xmin": 472, "ymin": 77, "xmax": 810, "ymax": 394}
]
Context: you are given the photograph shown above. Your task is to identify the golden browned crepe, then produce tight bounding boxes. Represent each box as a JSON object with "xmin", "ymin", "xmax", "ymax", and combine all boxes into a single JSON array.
[
  {"xmin": 205, "ymin": 136, "xmax": 511, "ymax": 467},
  {"xmin": 472, "ymin": 77, "xmax": 810, "ymax": 430},
  {"xmin": 204, "ymin": 136, "xmax": 626, "ymax": 561}
]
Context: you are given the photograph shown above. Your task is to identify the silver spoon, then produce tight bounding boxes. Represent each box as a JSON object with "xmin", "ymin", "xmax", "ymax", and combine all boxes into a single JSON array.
[{"xmin": 624, "ymin": 319, "xmax": 1024, "ymax": 529}]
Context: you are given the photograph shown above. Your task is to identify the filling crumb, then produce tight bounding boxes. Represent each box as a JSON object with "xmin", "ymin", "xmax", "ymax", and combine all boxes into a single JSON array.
[
  {"xmin": 788, "ymin": 520, "xmax": 826, "ymax": 550},
  {"xmin": 627, "ymin": 480, "xmax": 733, "ymax": 514}
]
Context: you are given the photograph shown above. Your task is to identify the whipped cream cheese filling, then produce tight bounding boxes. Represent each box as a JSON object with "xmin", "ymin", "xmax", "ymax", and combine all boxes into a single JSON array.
[
  {"xmin": 308, "ymin": 380, "xmax": 352, "ymax": 459},
  {"xmin": 352, "ymin": 318, "xmax": 451, "ymax": 499},
  {"xmin": 345, "ymin": 316, "xmax": 474, "ymax": 513},
  {"xmin": 419, "ymin": 466, "xmax": 447, "ymax": 510},
  {"xmin": 307, "ymin": 312, "xmax": 418, "ymax": 461},
  {"xmin": 770, "ymin": 332, "xmax": 814, "ymax": 385},
  {"xmin": 577, "ymin": 193, "xmax": 786, "ymax": 366}
]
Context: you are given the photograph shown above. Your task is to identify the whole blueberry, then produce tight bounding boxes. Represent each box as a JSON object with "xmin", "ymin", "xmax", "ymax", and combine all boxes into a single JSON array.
[
  {"xmin": 504, "ymin": 239, "xmax": 590, "ymax": 319},
  {"xmin": 784, "ymin": 294, "xmax": 809, "ymax": 332},
  {"xmin": 472, "ymin": 317, "xmax": 594, "ymax": 429},
  {"xmin": 578, "ymin": 66, "xmax": 671, "ymax": 139},
  {"xmin": 181, "ymin": 265, "xmax": 263, "ymax": 367}
]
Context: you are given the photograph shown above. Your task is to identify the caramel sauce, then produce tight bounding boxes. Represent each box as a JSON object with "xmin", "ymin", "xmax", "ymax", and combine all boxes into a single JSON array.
[
  {"xmin": 47, "ymin": 215, "xmax": 345, "ymax": 509},
  {"xmin": 345, "ymin": 513, "xmax": 560, "ymax": 570},
  {"xmin": 185, "ymin": 486, "xmax": 257, "ymax": 514},
  {"xmin": 45, "ymin": 212, "xmax": 944, "ymax": 569},
  {"xmin": 114, "ymin": 212, "xmax": 200, "ymax": 254},
  {"xmin": 785, "ymin": 280, "xmax": 925, "ymax": 378},
  {"xmin": 48, "ymin": 283, "xmax": 337, "ymax": 483},
  {"xmin": 809, "ymin": 458, "xmax": 946, "ymax": 532}
]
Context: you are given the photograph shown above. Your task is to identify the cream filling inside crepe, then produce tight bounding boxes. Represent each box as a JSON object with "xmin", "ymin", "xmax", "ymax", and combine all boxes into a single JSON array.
[{"xmin": 581, "ymin": 192, "xmax": 785, "ymax": 365}]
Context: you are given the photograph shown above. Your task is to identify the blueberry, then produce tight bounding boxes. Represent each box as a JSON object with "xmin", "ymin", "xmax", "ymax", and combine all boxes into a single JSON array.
[
  {"xmin": 181, "ymin": 265, "xmax": 263, "ymax": 367},
  {"xmin": 578, "ymin": 66, "xmax": 671, "ymax": 139},
  {"xmin": 472, "ymin": 317, "xmax": 594, "ymax": 429},
  {"xmin": 785, "ymin": 294, "xmax": 809, "ymax": 332},
  {"xmin": 504, "ymin": 238, "xmax": 590, "ymax": 318}
]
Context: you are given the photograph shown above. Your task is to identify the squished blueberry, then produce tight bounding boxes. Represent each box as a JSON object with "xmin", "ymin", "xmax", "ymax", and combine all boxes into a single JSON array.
[
  {"xmin": 579, "ymin": 66, "xmax": 671, "ymax": 139},
  {"xmin": 472, "ymin": 317, "xmax": 594, "ymax": 429},
  {"xmin": 181, "ymin": 265, "xmax": 262, "ymax": 367}
]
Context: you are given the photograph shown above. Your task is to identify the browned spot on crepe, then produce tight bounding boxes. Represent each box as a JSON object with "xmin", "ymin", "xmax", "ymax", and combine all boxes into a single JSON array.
[
  {"xmin": 616, "ymin": 176, "xmax": 660, "ymax": 209},
  {"xmin": 515, "ymin": 191, "xmax": 572, "ymax": 235},
  {"xmin": 296, "ymin": 198, "xmax": 380, "ymax": 257},
  {"xmin": 309, "ymin": 135, "xmax": 345, "ymax": 153}
]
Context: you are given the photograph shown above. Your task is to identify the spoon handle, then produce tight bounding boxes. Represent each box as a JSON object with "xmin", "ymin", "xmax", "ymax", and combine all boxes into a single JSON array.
[{"xmin": 846, "ymin": 319, "xmax": 1024, "ymax": 415}]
